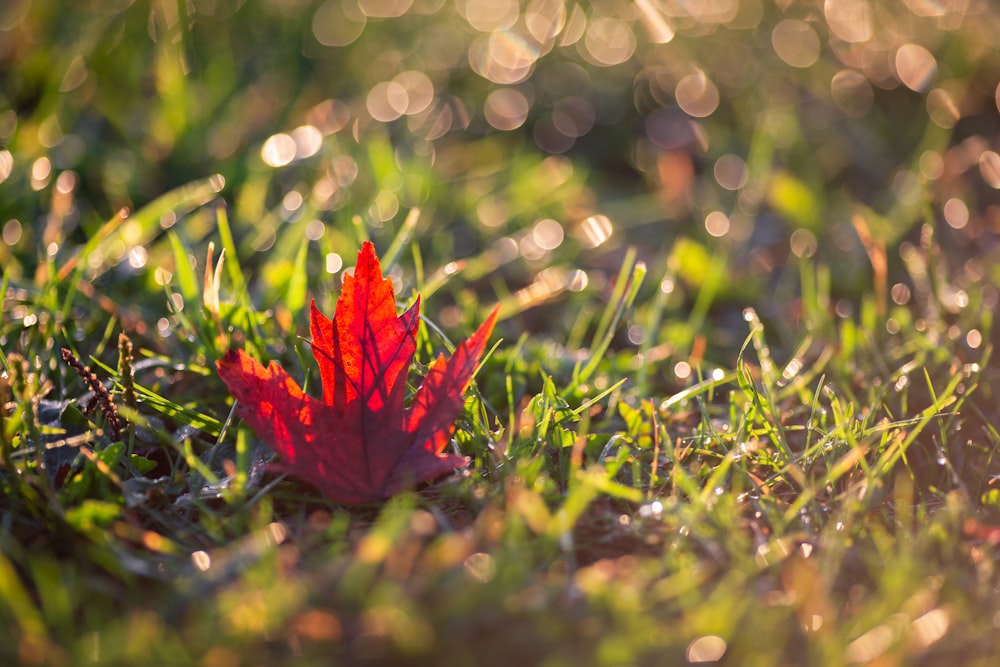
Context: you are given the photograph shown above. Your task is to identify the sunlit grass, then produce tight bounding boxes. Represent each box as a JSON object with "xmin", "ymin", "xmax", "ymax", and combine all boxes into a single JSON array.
[{"xmin": 4, "ymin": 0, "xmax": 1000, "ymax": 665}]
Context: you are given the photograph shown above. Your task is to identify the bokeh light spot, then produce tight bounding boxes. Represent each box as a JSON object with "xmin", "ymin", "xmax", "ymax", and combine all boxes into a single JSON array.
[
  {"xmin": 477, "ymin": 196, "xmax": 508, "ymax": 227},
  {"xmin": 308, "ymin": 99, "xmax": 352, "ymax": 134},
  {"xmin": 462, "ymin": 0, "xmax": 518, "ymax": 32},
  {"xmin": 491, "ymin": 29, "xmax": 539, "ymax": 71},
  {"xmin": 891, "ymin": 282, "xmax": 911, "ymax": 305},
  {"xmin": 369, "ymin": 190, "xmax": 400, "ymax": 223},
  {"xmin": 687, "ymin": 635, "xmax": 727, "ymax": 663},
  {"xmin": 895, "ymin": 43, "xmax": 936, "ymax": 92},
  {"xmin": 128, "ymin": 246, "xmax": 148, "ymax": 270},
  {"xmin": 790, "ymin": 228, "xmax": 818, "ymax": 258},
  {"xmin": 408, "ymin": 101, "xmax": 455, "ymax": 140},
  {"xmin": 367, "ymin": 81, "xmax": 408, "ymax": 122},
  {"xmin": 532, "ymin": 218, "xmax": 564, "ymax": 249},
  {"xmin": 713, "ymin": 154, "xmax": 748, "ymax": 190},
  {"xmin": 471, "ymin": 30, "xmax": 539, "ymax": 85},
  {"xmin": 282, "ymin": 190, "xmax": 304, "ymax": 216},
  {"xmin": 688, "ymin": 0, "xmax": 739, "ymax": 23},
  {"xmin": 675, "ymin": 72, "xmax": 720, "ymax": 118},
  {"xmin": 0, "ymin": 149, "xmax": 12, "ymax": 184},
  {"xmin": 291, "ymin": 125, "xmax": 323, "ymax": 159},
  {"xmin": 393, "ymin": 71, "xmax": 435, "ymax": 115},
  {"xmin": 919, "ymin": 150, "xmax": 943, "ymax": 180},
  {"xmin": 967, "ymin": 330, "xmax": 983, "ymax": 349},
  {"xmin": 525, "ymin": 0, "xmax": 567, "ymax": 43},
  {"xmin": 59, "ymin": 54, "xmax": 88, "ymax": 92},
  {"xmin": 926, "ymin": 88, "xmax": 960, "ymax": 128},
  {"xmin": 576, "ymin": 214, "xmax": 613, "ymax": 248},
  {"xmin": 358, "ymin": 0, "xmax": 412, "ymax": 18},
  {"xmin": 902, "ymin": 0, "xmax": 946, "ymax": 17},
  {"xmin": 559, "ymin": 4, "xmax": 587, "ymax": 46},
  {"xmin": 979, "ymin": 151, "xmax": 1000, "ymax": 189},
  {"xmin": 519, "ymin": 233, "xmax": 546, "ymax": 260},
  {"xmin": 567, "ymin": 269, "xmax": 588, "ymax": 291},
  {"xmin": 485, "ymin": 88, "xmax": 530, "ymax": 130},
  {"xmin": 261, "ymin": 133, "xmax": 296, "ymax": 167},
  {"xmin": 845, "ymin": 624, "xmax": 893, "ymax": 663},
  {"xmin": 2, "ymin": 218, "xmax": 22, "ymax": 245},
  {"xmin": 582, "ymin": 18, "xmax": 635, "ymax": 67},
  {"xmin": 463, "ymin": 552, "xmax": 497, "ymax": 583},
  {"xmin": 705, "ymin": 211, "xmax": 730, "ymax": 238},
  {"xmin": 31, "ymin": 156, "xmax": 52, "ymax": 190},
  {"xmin": 55, "ymin": 170, "xmax": 76, "ymax": 194},
  {"xmin": 313, "ymin": 0, "xmax": 366, "ymax": 46},
  {"xmin": 824, "ymin": 0, "xmax": 873, "ymax": 43},
  {"xmin": 635, "ymin": 0, "xmax": 674, "ymax": 44},
  {"xmin": 332, "ymin": 155, "xmax": 359, "ymax": 187},
  {"xmin": 326, "ymin": 252, "xmax": 344, "ymax": 274},
  {"xmin": 943, "ymin": 198, "xmax": 969, "ymax": 229},
  {"xmin": 305, "ymin": 219, "xmax": 326, "ymax": 241},
  {"xmin": 39, "ymin": 116, "xmax": 63, "ymax": 148},
  {"xmin": 771, "ymin": 19, "xmax": 821, "ymax": 68}
]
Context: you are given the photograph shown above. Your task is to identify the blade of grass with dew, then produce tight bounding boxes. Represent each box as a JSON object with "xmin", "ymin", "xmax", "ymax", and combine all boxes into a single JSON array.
[
  {"xmin": 566, "ymin": 301, "xmax": 596, "ymax": 352},
  {"xmin": 215, "ymin": 205, "xmax": 246, "ymax": 294},
  {"xmin": 659, "ymin": 371, "xmax": 737, "ymax": 412},
  {"xmin": 111, "ymin": 374, "xmax": 223, "ymax": 437},
  {"xmin": 637, "ymin": 267, "xmax": 674, "ymax": 396},
  {"xmin": 411, "ymin": 240, "xmax": 425, "ymax": 290},
  {"xmin": 781, "ymin": 429, "xmax": 869, "ymax": 524},
  {"xmin": 420, "ymin": 258, "xmax": 466, "ymax": 302},
  {"xmin": 167, "ymin": 231, "xmax": 200, "ymax": 304},
  {"xmin": 872, "ymin": 371, "xmax": 961, "ymax": 478},
  {"xmin": 568, "ymin": 252, "xmax": 646, "ymax": 392},
  {"xmin": 590, "ymin": 246, "xmax": 638, "ymax": 351},
  {"xmin": 380, "ymin": 207, "xmax": 420, "ymax": 272},
  {"xmin": 502, "ymin": 332, "xmax": 530, "ymax": 456},
  {"xmin": 740, "ymin": 310, "xmax": 808, "ymax": 483},
  {"xmin": 658, "ymin": 421, "xmax": 702, "ymax": 500},
  {"xmin": 569, "ymin": 378, "xmax": 628, "ymax": 419}
]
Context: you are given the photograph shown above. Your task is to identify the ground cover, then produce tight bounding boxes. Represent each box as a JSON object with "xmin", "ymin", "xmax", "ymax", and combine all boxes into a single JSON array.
[{"xmin": 3, "ymin": 1, "xmax": 1000, "ymax": 665}]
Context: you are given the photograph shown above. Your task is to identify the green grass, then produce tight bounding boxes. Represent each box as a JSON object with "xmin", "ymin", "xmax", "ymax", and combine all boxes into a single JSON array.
[{"xmin": 4, "ymin": 1, "xmax": 1000, "ymax": 665}]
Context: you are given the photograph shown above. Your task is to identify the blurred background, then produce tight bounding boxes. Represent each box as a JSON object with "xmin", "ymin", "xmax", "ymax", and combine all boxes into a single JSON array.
[{"xmin": 1, "ymin": 0, "xmax": 999, "ymax": 370}]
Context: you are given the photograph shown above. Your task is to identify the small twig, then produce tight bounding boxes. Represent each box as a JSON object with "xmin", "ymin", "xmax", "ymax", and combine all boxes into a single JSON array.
[
  {"xmin": 118, "ymin": 333, "xmax": 138, "ymax": 444},
  {"xmin": 117, "ymin": 333, "xmax": 138, "ymax": 412},
  {"xmin": 61, "ymin": 347, "xmax": 123, "ymax": 443}
]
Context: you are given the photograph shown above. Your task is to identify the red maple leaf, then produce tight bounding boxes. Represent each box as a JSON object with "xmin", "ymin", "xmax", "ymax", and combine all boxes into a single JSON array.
[{"xmin": 216, "ymin": 242, "xmax": 498, "ymax": 503}]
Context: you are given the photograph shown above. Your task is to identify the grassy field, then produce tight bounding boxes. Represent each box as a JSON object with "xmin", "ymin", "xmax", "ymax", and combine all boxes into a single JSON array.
[{"xmin": 3, "ymin": 1, "xmax": 1000, "ymax": 665}]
